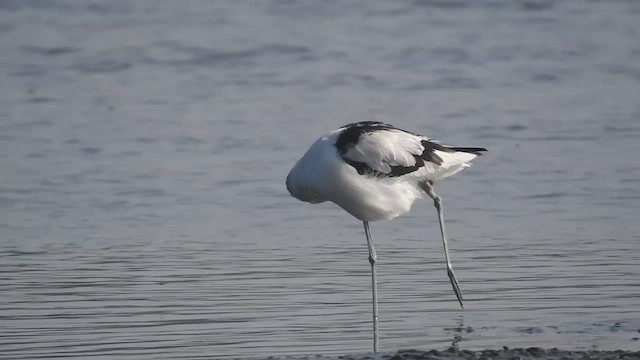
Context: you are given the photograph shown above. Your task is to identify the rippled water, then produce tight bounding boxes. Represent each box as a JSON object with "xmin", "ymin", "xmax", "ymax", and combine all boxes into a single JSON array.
[{"xmin": 1, "ymin": 1, "xmax": 640, "ymax": 359}]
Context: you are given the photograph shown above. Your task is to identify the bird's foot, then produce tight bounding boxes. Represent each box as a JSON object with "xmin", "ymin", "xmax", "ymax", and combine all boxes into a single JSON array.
[{"xmin": 447, "ymin": 265, "xmax": 464, "ymax": 309}]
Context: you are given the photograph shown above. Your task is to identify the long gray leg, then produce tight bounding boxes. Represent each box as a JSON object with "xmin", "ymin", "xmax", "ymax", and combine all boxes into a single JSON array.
[
  {"xmin": 363, "ymin": 221, "xmax": 379, "ymax": 352},
  {"xmin": 422, "ymin": 182, "xmax": 464, "ymax": 308}
]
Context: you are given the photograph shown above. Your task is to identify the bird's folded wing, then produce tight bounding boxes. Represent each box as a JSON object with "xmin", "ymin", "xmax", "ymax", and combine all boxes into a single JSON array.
[{"xmin": 341, "ymin": 129, "xmax": 425, "ymax": 174}]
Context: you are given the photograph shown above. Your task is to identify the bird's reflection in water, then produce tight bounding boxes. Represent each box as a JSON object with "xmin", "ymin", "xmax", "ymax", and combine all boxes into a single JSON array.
[{"xmin": 445, "ymin": 315, "xmax": 466, "ymax": 349}]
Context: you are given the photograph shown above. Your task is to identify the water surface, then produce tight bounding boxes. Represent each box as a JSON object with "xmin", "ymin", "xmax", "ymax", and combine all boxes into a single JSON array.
[{"xmin": 1, "ymin": 1, "xmax": 640, "ymax": 359}]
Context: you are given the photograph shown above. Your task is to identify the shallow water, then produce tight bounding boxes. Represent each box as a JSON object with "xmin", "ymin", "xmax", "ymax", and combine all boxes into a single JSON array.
[{"xmin": 1, "ymin": 1, "xmax": 640, "ymax": 359}]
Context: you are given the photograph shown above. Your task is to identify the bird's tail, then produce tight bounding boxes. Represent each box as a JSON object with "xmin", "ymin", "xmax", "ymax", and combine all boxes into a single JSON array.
[{"xmin": 427, "ymin": 146, "xmax": 486, "ymax": 183}]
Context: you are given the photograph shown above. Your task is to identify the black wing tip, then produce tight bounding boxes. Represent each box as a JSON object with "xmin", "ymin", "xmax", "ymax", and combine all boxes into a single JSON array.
[{"xmin": 449, "ymin": 147, "xmax": 488, "ymax": 155}]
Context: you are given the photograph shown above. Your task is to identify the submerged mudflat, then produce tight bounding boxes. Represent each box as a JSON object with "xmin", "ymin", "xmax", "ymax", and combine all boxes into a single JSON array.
[{"xmin": 255, "ymin": 347, "xmax": 640, "ymax": 360}]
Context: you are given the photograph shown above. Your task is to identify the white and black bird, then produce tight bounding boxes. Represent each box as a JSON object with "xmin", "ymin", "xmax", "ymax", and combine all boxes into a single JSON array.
[{"xmin": 286, "ymin": 121, "xmax": 486, "ymax": 352}]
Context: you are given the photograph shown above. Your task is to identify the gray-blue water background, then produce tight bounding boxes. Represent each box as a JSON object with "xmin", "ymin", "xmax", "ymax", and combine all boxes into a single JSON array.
[{"xmin": 1, "ymin": 1, "xmax": 639, "ymax": 359}]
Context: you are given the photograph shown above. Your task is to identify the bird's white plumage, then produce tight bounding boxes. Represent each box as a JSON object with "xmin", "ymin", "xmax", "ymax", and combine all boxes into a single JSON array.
[
  {"xmin": 286, "ymin": 124, "xmax": 483, "ymax": 221},
  {"xmin": 286, "ymin": 122, "xmax": 485, "ymax": 352}
]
